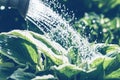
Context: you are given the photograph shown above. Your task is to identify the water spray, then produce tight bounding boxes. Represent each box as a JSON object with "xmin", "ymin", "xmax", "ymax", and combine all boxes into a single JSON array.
[
  {"xmin": 0, "ymin": 0, "xmax": 30, "ymax": 17},
  {"xmin": 0, "ymin": 0, "xmax": 102, "ymax": 71}
]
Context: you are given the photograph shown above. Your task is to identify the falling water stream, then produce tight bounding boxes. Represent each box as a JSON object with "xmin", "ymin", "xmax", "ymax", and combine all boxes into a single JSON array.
[{"xmin": 26, "ymin": 0, "xmax": 102, "ymax": 70}]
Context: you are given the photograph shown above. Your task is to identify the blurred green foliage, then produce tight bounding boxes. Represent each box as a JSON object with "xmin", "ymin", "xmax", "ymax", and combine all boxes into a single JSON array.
[
  {"xmin": 84, "ymin": 0, "xmax": 120, "ymax": 13},
  {"xmin": 60, "ymin": 0, "xmax": 120, "ymax": 14},
  {"xmin": 59, "ymin": 0, "xmax": 120, "ymax": 45},
  {"xmin": 74, "ymin": 13, "xmax": 120, "ymax": 45}
]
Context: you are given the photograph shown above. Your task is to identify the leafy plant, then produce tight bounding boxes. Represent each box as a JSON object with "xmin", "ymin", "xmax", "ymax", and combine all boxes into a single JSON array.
[
  {"xmin": 74, "ymin": 12, "xmax": 120, "ymax": 45},
  {"xmin": 0, "ymin": 30, "xmax": 120, "ymax": 80}
]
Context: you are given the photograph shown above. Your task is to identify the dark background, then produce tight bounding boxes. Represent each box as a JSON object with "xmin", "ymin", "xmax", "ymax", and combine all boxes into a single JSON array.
[{"xmin": 0, "ymin": 8, "xmax": 26, "ymax": 32}]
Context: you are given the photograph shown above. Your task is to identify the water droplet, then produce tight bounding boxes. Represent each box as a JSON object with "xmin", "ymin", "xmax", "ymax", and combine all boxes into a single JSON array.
[
  {"xmin": 7, "ymin": 49, "xmax": 12, "ymax": 55},
  {"xmin": 0, "ymin": 6, "xmax": 5, "ymax": 10}
]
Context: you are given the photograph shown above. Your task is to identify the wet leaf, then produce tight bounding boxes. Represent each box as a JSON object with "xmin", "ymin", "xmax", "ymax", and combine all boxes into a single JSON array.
[{"xmin": 0, "ymin": 34, "xmax": 38, "ymax": 66}]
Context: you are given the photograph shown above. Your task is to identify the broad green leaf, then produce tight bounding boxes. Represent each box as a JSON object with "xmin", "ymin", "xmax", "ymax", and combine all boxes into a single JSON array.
[
  {"xmin": 0, "ymin": 34, "xmax": 38, "ymax": 66},
  {"xmin": 52, "ymin": 64, "xmax": 83, "ymax": 79},
  {"xmin": 90, "ymin": 57, "xmax": 104, "ymax": 68},
  {"xmin": 87, "ymin": 57, "xmax": 104, "ymax": 80},
  {"xmin": 9, "ymin": 30, "xmax": 69, "ymax": 65},
  {"xmin": 10, "ymin": 30, "xmax": 67, "ymax": 55},
  {"xmin": 105, "ymin": 45, "xmax": 120, "ymax": 57},
  {"xmin": 103, "ymin": 57, "xmax": 115, "ymax": 70},
  {"xmin": 52, "ymin": 61, "xmax": 104, "ymax": 80},
  {"xmin": 94, "ymin": 43, "xmax": 120, "ymax": 74},
  {"xmin": 0, "ymin": 30, "xmax": 69, "ymax": 66},
  {"xmin": 94, "ymin": 43, "xmax": 120, "ymax": 56},
  {"xmin": 8, "ymin": 66, "xmax": 35, "ymax": 80},
  {"xmin": 105, "ymin": 68, "xmax": 120, "ymax": 80},
  {"xmin": 0, "ymin": 62, "xmax": 15, "ymax": 80},
  {"xmin": 30, "ymin": 31, "xmax": 67, "ymax": 55},
  {"xmin": 104, "ymin": 53, "xmax": 120, "ymax": 77}
]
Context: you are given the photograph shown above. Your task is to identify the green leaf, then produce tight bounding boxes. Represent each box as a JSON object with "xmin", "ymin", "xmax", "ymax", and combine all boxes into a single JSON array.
[
  {"xmin": 0, "ymin": 34, "xmax": 38, "ymax": 66},
  {"xmin": 90, "ymin": 57, "xmax": 104, "ymax": 68},
  {"xmin": 52, "ymin": 64, "xmax": 83, "ymax": 79},
  {"xmin": 103, "ymin": 57, "xmax": 115, "ymax": 70},
  {"xmin": 52, "ymin": 60, "xmax": 104, "ymax": 80},
  {"xmin": 87, "ymin": 58, "xmax": 104, "ymax": 80},
  {"xmin": 94, "ymin": 43, "xmax": 120, "ymax": 74},
  {"xmin": 9, "ymin": 30, "xmax": 69, "ymax": 65},
  {"xmin": 0, "ymin": 30, "xmax": 69, "ymax": 67},
  {"xmin": 30, "ymin": 31, "xmax": 67, "ymax": 55},
  {"xmin": 94, "ymin": 43, "xmax": 120, "ymax": 56},
  {"xmin": 67, "ymin": 47, "xmax": 77, "ymax": 64},
  {"xmin": 105, "ymin": 68, "xmax": 120, "ymax": 80},
  {"xmin": 32, "ymin": 74, "xmax": 56, "ymax": 80},
  {"xmin": 104, "ymin": 53, "xmax": 120, "ymax": 76},
  {"xmin": 0, "ymin": 62, "xmax": 15, "ymax": 80},
  {"xmin": 8, "ymin": 66, "xmax": 35, "ymax": 80}
]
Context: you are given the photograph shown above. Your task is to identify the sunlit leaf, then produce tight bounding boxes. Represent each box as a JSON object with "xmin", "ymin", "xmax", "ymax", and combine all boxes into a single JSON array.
[
  {"xmin": 0, "ymin": 34, "xmax": 38, "ymax": 66},
  {"xmin": 105, "ymin": 68, "xmax": 120, "ymax": 80}
]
